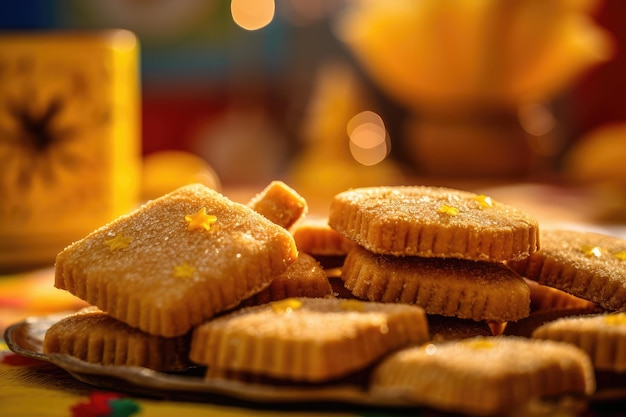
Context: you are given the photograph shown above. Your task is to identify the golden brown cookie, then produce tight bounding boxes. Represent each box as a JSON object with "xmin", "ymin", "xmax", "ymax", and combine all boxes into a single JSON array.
[
  {"xmin": 247, "ymin": 180, "xmax": 308, "ymax": 230},
  {"xmin": 503, "ymin": 305, "xmax": 605, "ymax": 338},
  {"xmin": 290, "ymin": 216, "xmax": 357, "ymax": 256},
  {"xmin": 190, "ymin": 297, "xmax": 429, "ymax": 382},
  {"xmin": 55, "ymin": 183, "xmax": 298, "ymax": 337},
  {"xmin": 507, "ymin": 229, "xmax": 626, "ymax": 312},
  {"xmin": 525, "ymin": 278, "xmax": 598, "ymax": 312},
  {"xmin": 328, "ymin": 186, "xmax": 539, "ymax": 261},
  {"xmin": 341, "ymin": 245, "xmax": 530, "ymax": 322},
  {"xmin": 426, "ymin": 314, "xmax": 494, "ymax": 342},
  {"xmin": 532, "ymin": 312, "xmax": 626, "ymax": 374},
  {"xmin": 370, "ymin": 336, "xmax": 595, "ymax": 416},
  {"xmin": 43, "ymin": 307, "xmax": 191, "ymax": 371},
  {"xmin": 239, "ymin": 253, "xmax": 332, "ymax": 306}
]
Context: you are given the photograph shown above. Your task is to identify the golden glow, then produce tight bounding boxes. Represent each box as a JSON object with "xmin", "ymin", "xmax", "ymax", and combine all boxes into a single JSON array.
[
  {"xmin": 347, "ymin": 111, "xmax": 390, "ymax": 166},
  {"xmin": 109, "ymin": 29, "xmax": 138, "ymax": 53},
  {"xmin": 231, "ymin": 0, "xmax": 275, "ymax": 30}
]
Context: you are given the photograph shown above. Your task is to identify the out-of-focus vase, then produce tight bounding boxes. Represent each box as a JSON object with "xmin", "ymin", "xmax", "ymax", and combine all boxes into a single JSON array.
[{"xmin": 336, "ymin": 0, "xmax": 613, "ymax": 178}]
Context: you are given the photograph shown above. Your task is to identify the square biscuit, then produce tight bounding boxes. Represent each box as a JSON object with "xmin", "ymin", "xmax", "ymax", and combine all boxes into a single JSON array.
[{"xmin": 55, "ymin": 184, "xmax": 298, "ymax": 337}]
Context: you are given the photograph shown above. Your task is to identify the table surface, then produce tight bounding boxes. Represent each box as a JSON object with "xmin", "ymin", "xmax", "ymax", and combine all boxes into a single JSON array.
[{"xmin": 2, "ymin": 181, "xmax": 626, "ymax": 417}]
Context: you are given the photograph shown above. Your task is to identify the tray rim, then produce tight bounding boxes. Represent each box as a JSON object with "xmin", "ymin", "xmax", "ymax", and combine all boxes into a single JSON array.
[{"xmin": 3, "ymin": 313, "xmax": 411, "ymax": 407}]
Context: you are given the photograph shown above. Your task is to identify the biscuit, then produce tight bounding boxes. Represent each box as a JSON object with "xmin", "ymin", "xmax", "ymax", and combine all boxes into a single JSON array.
[
  {"xmin": 341, "ymin": 245, "xmax": 530, "ymax": 322},
  {"xmin": 189, "ymin": 297, "xmax": 429, "ymax": 382},
  {"xmin": 43, "ymin": 307, "xmax": 191, "ymax": 371},
  {"xmin": 503, "ymin": 306, "xmax": 604, "ymax": 338},
  {"xmin": 507, "ymin": 229, "xmax": 626, "ymax": 312},
  {"xmin": 328, "ymin": 186, "xmax": 539, "ymax": 261},
  {"xmin": 525, "ymin": 278, "xmax": 598, "ymax": 312},
  {"xmin": 370, "ymin": 336, "xmax": 595, "ymax": 416},
  {"xmin": 426, "ymin": 314, "xmax": 493, "ymax": 342},
  {"xmin": 239, "ymin": 253, "xmax": 332, "ymax": 306},
  {"xmin": 247, "ymin": 180, "xmax": 308, "ymax": 230},
  {"xmin": 290, "ymin": 217, "xmax": 357, "ymax": 256},
  {"xmin": 532, "ymin": 312, "xmax": 626, "ymax": 373},
  {"xmin": 54, "ymin": 183, "xmax": 299, "ymax": 337}
]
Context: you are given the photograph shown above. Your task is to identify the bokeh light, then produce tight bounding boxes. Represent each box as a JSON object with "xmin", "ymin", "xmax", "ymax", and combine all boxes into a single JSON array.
[
  {"xmin": 347, "ymin": 111, "xmax": 390, "ymax": 166},
  {"xmin": 231, "ymin": 0, "xmax": 275, "ymax": 30}
]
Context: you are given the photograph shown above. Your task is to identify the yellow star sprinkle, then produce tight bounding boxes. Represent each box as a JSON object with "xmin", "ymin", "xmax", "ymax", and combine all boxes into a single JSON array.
[
  {"xmin": 581, "ymin": 245, "xmax": 603, "ymax": 258},
  {"xmin": 104, "ymin": 233, "xmax": 132, "ymax": 251},
  {"xmin": 173, "ymin": 262, "xmax": 196, "ymax": 278},
  {"xmin": 464, "ymin": 339, "xmax": 495, "ymax": 350},
  {"xmin": 271, "ymin": 298, "xmax": 303, "ymax": 314},
  {"xmin": 605, "ymin": 313, "xmax": 626, "ymax": 326},
  {"xmin": 185, "ymin": 207, "xmax": 217, "ymax": 231},
  {"xmin": 438, "ymin": 204, "xmax": 459, "ymax": 216},
  {"xmin": 474, "ymin": 194, "xmax": 493, "ymax": 209},
  {"xmin": 340, "ymin": 299, "xmax": 365, "ymax": 312},
  {"xmin": 613, "ymin": 251, "xmax": 626, "ymax": 261}
]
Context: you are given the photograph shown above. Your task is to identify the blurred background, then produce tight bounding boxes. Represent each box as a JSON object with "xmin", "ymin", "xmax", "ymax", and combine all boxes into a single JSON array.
[
  {"xmin": 2, "ymin": 0, "xmax": 624, "ymax": 181},
  {"xmin": 2, "ymin": 0, "xmax": 626, "ymax": 269}
]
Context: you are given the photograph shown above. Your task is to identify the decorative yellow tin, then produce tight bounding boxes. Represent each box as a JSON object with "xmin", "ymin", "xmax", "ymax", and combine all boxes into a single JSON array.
[{"xmin": 0, "ymin": 30, "xmax": 142, "ymax": 271}]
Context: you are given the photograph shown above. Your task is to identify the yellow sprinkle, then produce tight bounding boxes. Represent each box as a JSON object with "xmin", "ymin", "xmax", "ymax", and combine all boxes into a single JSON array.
[
  {"xmin": 464, "ymin": 339, "xmax": 495, "ymax": 350},
  {"xmin": 613, "ymin": 251, "xmax": 626, "ymax": 261},
  {"xmin": 104, "ymin": 234, "xmax": 132, "ymax": 251},
  {"xmin": 474, "ymin": 194, "xmax": 493, "ymax": 209},
  {"xmin": 185, "ymin": 207, "xmax": 217, "ymax": 231},
  {"xmin": 604, "ymin": 313, "xmax": 626, "ymax": 325},
  {"xmin": 271, "ymin": 298, "xmax": 302, "ymax": 314},
  {"xmin": 340, "ymin": 299, "xmax": 365, "ymax": 312},
  {"xmin": 438, "ymin": 204, "xmax": 459, "ymax": 216},
  {"xmin": 581, "ymin": 245, "xmax": 603, "ymax": 258},
  {"xmin": 173, "ymin": 262, "xmax": 196, "ymax": 278}
]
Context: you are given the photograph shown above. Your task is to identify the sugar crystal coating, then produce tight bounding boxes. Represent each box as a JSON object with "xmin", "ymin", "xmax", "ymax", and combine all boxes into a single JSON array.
[
  {"xmin": 190, "ymin": 297, "xmax": 429, "ymax": 382},
  {"xmin": 54, "ymin": 184, "xmax": 298, "ymax": 337},
  {"xmin": 328, "ymin": 186, "xmax": 539, "ymax": 261}
]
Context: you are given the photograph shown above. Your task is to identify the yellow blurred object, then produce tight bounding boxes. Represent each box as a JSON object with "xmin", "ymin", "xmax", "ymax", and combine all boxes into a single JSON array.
[
  {"xmin": 287, "ymin": 61, "xmax": 405, "ymax": 212},
  {"xmin": 564, "ymin": 121, "xmax": 626, "ymax": 185},
  {"xmin": 336, "ymin": 0, "xmax": 613, "ymax": 110},
  {"xmin": 563, "ymin": 121, "xmax": 626, "ymax": 221},
  {"xmin": 336, "ymin": 0, "xmax": 613, "ymax": 177},
  {"xmin": 0, "ymin": 30, "xmax": 141, "ymax": 271},
  {"xmin": 141, "ymin": 150, "xmax": 221, "ymax": 201}
]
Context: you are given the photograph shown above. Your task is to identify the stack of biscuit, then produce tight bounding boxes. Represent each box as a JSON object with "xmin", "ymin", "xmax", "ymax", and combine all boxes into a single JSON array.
[
  {"xmin": 43, "ymin": 181, "xmax": 626, "ymax": 415},
  {"xmin": 328, "ymin": 186, "xmax": 538, "ymax": 330}
]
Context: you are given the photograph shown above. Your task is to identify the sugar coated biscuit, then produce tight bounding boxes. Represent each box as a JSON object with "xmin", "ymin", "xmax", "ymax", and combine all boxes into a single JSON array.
[
  {"xmin": 426, "ymin": 315, "xmax": 494, "ymax": 342},
  {"xmin": 290, "ymin": 217, "xmax": 357, "ymax": 256},
  {"xmin": 370, "ymin": 336, "xmax": 595, "ymax": 415},
  {"xmin": 507, "ymin": 229, "xmax": 626, "ymax": 312},
  {"xmin": 532, "ymin": 312, "xmax": 626, "ymax": 373},
  {"xmin": 341, "ymin": 245, "xmax": 530, "ymax": 322},
  {"xmin": 54, "ymin": 184, "xmax": 298, "ymax": 337},
  {"xmin": 247, "ymin": 180, "xmax": 308, "ymax": 230},
  {"xmin": 328, "ymin": 186, "xmax": 539, "ymax": 261},
  {"xmin": 190, "ymin": 297, "xmax": 429, "ymax": 382},
  {"xmin": 43, "ymin": 307, "xmax": 191, "ymax": 371},
  {"xmin": 525, "ymin": 278, "xmax": 598, "ymax": 312},
  {"xmin": 503, "ymin": 306, "xmax": 604, "ymax": 338}
]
